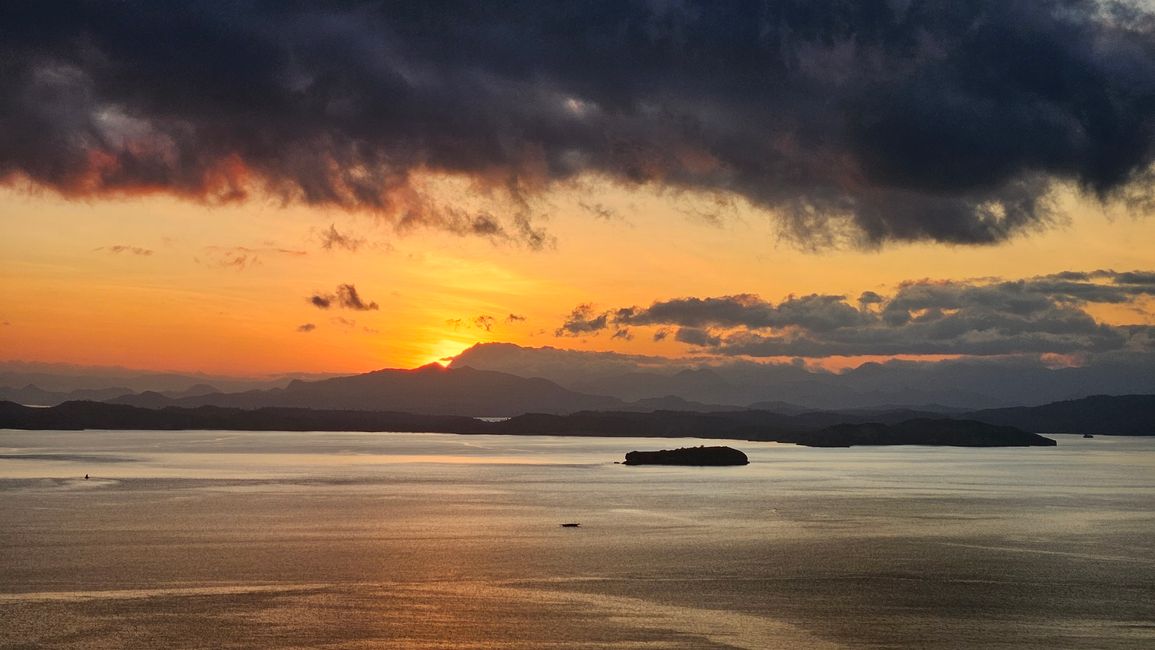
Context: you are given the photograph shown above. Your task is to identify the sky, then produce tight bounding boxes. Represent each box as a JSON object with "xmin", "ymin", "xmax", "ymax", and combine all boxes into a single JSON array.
[{"xmin": 2, "ymin": 1, "xmax": 1153, "ymax": 377}]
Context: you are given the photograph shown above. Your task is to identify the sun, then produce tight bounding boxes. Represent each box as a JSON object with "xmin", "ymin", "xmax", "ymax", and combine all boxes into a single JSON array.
[{"xmin": 420, "ymin": 338, "xmax": 476, "ymax": 368}]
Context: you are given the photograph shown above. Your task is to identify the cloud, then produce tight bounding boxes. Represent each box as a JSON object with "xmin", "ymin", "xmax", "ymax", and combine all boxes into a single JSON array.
[
  {"xmin": 578, "ymin": 201, "xmax": 617, "ymax": 220},
  {"xmin": 4, "ymin": 2, "xmax": 1153, "ymax": 247},
  {"xmin": 201, "ymin": 245, "xmax": 306, "ymax": 270},
  {"xmin": 319, "ymin": 224, "xmax": 365, "ymax": 252},
  {"xmin": 330, "ymin": 317, "xmax": 356, "ymax": 328},
  {"xmin": 674, "ymin": 327, "xmax": 722, "ymax": 347},
  {"xmin": 506, "ymin": 313, "xmax": 527, "ymax": 323},
  {"xmin": 96, "ymin": 245, "xmax": 153, "ymax": 256},
  {"xmin": 308, "ymin": 283, "xmax": 379, "ymax": 311},
  {"xmin": 474, "ymin": 315, "xmax": 496, "ymax": 332},
  {"xmin": 296, "ymin": 323, "xmax": 316, "ymax": 332},
  {"xmin": 334, "ymin": 284, "xmax": 378, "ymax": 311},
  {"xmin": 563, "ymin": 270, "xmax": 1155, "ymax": 357},
  {"xmin": 555, "ymin": 304, "xmax": 609, "ymax": 337}
]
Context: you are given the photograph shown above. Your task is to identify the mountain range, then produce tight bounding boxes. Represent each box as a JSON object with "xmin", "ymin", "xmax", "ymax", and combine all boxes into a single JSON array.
[
  {"xmin": 4, "ymin": 342, "xmax": 1155, "ymax": 426},
  {"xmin": 106, "ymin": 364, "xmax": 624, "ymax": 417}
]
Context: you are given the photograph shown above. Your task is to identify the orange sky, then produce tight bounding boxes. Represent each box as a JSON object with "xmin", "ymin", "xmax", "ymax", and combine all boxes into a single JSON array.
[{"xmin": 1, "ymin": 178, "xmax": 1153, "ymax": 376}]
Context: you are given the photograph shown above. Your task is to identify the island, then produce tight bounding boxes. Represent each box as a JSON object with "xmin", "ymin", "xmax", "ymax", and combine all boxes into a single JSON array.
[
  {"xmin": 623, "ymin": 445, "xmax": 749, "ymax": 466},
  {"xmin": 798, "ymin": 419, "xmax": 1058, "ymax": 448}
]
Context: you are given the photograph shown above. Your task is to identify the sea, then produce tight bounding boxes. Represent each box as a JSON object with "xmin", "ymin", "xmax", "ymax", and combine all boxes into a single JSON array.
[{"xmin": 1, "ymin": 429, "xmax": 1153, "ymax": 648}]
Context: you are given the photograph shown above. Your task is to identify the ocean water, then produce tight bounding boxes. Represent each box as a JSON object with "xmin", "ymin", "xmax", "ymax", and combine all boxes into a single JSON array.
[{"xmin": 1, "ymin": 430, "xmax": 1153, "ymax": 648}]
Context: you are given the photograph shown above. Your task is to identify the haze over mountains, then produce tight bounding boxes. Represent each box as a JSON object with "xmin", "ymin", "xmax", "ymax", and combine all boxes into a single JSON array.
[
  {"xmin": 4, "ymin": 343, "xmax": 1155, "ymax": 414},
  {"xmin": 3, "ymin": 345, "xmax": 1152, "ymax": 438},
  {"xmin": 447, "ymin": 343, "xmax": 1155, "ymax": 410},
  {"xmin": 106, "ymin": 365, "xmax": 621, "ymax": 417}
]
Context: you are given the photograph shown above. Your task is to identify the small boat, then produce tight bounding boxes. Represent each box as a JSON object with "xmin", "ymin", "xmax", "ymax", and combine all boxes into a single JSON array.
[
  {"xmin": 1083, "ymin": 433, "xmax": 1094, "ymax": 439},
  {"xmin": 560, "ymin": 523, "xmax": 581, "ymax": 528}
]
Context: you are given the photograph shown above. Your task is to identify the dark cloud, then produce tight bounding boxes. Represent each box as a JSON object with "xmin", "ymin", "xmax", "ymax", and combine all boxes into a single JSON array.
[
  {"xmin": 308, "ymin": 283, "xmax": 378, "ymax": 311},
  {"xmin": 96, "ymin": 245, "xmax": 153, "ymax": 256},
  {"xmin": 617, "ymin": 293, "xmax": 870, "ymax": 332},
  {"xmin": 4, "ymin": 2, "xmax": 1153, "ymax": 247},
  {"xmin": 319, "ymin": 224, "xmax": 365, "ymax": 252},
  {"xmin": 674, "ymin": 327, "xmax": 722, "ymax": 347},
  {"xmin": 296, "ymin": 323, "xmax": 316, "ymax": 332},
  {"xmin": 555, "ymin": 304, "xmax": 609, "ymax": 337},
  {"xmin": 334, "ymin": 284, "xmax": 378, "ymax": 311},
  {"xmin": 474, "ymin": 315, "xmax": 496, "ymax": 331},
  {"xmin": 564, "ymin": 270, "xmax": 1155, "ymax": 357},
  {"xmin": 611, "ymin": 328, "xmax": 633, "ymax": 341},
  {"xmin": 506, "ymin": 313, "xmax": 527, "ymax": 323},
  {"xmin": 653, "ymin": 328, "xmax": 670, "ymax": 342}
]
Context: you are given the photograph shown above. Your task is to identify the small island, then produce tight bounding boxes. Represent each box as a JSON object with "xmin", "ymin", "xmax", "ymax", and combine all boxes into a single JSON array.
[{"xmin": 623, "ymin": 445, "xmax": 749, "ymax": 466}]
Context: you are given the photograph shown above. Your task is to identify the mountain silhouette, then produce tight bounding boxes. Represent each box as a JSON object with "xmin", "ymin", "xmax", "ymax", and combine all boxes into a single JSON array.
[{"xmin": 108, "ymin": 364, "xmax": 623, "ymax": 416}]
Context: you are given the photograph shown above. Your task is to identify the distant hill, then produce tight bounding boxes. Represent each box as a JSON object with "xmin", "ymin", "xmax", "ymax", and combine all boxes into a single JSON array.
[
  {"xmin": 965, "ymin": 395, "xmax": 1155, "ymax": 436},
  {"xmin": 0, "ymin": 362, "xmax": 332, "ymax": 394},
  {"xmin": 0, "ymin": 402, "xmax": 1055, "ymax": 447},
  {"xmin": 0, "ymin": 384, "xmax": 135, "ymax": 406},
  {"xmin": 446, "ymin": 342, "xmax": 1155, "ymax": 410},
  {"xmin": 109, "ymin": 365, "xmax": 624, "ymax": 416},
  {"xmin": 0, "ymin": 401, "xmax": 489, "ymax": 433},
  {"xmin": 800, "ymin": 419, "xmax": 1056, "ymax": 447}
]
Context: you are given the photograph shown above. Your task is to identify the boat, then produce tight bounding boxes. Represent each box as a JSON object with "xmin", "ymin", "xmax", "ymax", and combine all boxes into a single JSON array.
[{"xmin": 560, "ymin": 523, "xmax": 581, "ymax": 528}]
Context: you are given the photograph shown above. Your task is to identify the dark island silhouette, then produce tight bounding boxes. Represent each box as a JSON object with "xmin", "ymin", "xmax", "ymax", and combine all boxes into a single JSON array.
[
  {"xmin": 0, "ymin": 400, "xmax": 1069, "ymax": 447},
  {"xmin": 624, "ymin": 445, "xmax": 749, "ymax": 465}
]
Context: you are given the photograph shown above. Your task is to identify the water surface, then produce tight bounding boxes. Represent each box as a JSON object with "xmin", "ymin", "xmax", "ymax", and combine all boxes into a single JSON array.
[{"xmin": 2, "ymin": 430, "xmax": 1153, "ymax": 648}]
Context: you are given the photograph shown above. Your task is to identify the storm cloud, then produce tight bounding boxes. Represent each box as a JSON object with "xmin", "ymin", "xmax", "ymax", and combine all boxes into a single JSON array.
[
  {"xmin": 569, "ymin": 270, "xmax": 1155, "ymax": 357},
  {"xmin": 3, "ymin": 1, "xmax": 1154, "ymax": 246}
]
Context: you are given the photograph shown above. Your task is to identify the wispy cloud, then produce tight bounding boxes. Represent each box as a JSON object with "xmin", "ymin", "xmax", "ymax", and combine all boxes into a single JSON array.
[
  {"xmin": 319, "ymin": 224, "xmax": 365, "ymax": 252},
  {"xmin": 95, "ymin": 245, "xmax": 153, "ymax": 256},
  {"xmin": 296, "ymin": 323, "xmax": 316, "ymax": 333},
  {"xmin": 201, "ymin": 246, "xmax": 306, "ymax": 270}
]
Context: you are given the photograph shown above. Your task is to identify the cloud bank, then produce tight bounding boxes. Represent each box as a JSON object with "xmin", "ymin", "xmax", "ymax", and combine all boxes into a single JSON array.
[
  {"xmin": 3, "ymin": 1, "xmax": 1154, "ymax": 245},
  {"xmin": 562, "ymin": 270, "xmax": 1155, "ymax": 357}
]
